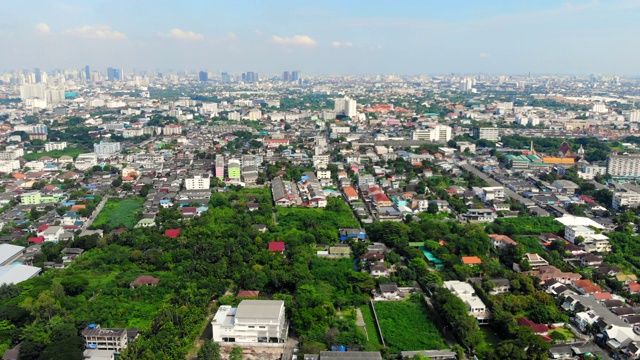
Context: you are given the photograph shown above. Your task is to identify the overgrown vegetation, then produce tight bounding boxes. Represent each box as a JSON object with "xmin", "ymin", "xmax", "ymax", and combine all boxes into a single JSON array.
[{"xmin": 91, "ymin": 198, "xmax": 145, "ymax": 231}]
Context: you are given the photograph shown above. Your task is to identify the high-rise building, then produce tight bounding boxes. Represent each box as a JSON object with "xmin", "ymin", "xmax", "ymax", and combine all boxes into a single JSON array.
[
  {"xmin": 107, "ymin": 67, "xmax": 122, "ymax": 81},
  {"xmin": 291, "ymin": 70, "xmax": 300, "ymax": 82},
  {"xmin": 282, "ymin": 71, "xmax": 290, "ymax": 81},
  {"xmin": 34, "ymin": 68, "xmax": 42, "ymax": 84},
  {"xmin": 244, "ymin": 72, "xmax": 258, "ymax": 83},
  {"xmin": 334, "ymin": 96, "xmax": 357, "ymax": 117},
  {"xmin": 221, "ymin": 72, "xmax": 231, "ymax": 83},
  {"xmin": 85, "ymin": 65, "xmax": 91, "ymax": 81},
  {"xmin": 411, "ymin": 125, "xmax": 452, "ymax": 143},
  {"xmin": 199, "ymin": 71, "xmax": 209, "ymax": 82}
]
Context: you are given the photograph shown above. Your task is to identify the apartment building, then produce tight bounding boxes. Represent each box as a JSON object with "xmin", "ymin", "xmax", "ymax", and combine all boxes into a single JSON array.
[
  {"xmin": 607, "ymin": 154, "xmax": 640, "ymax": 178},
  {"xmin": 82, "ymin": 324, "xmax": 129, "ymax": 352},
  {"xmin": 44, "ymin": 141, "xmax": 67, "ymax": 152},
  {"xmin": 185, "ymin": 174, "xmax": 210, "ymax": 191},
  {"xmin": 473, "ymin": 127, "xmax": 500, "ymax": 142}
]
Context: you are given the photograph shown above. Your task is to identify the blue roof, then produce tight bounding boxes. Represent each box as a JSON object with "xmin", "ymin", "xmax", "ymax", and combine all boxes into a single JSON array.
[{"xmin": 196, "ymin": 206, "xmax": 209, "ymax": 211}]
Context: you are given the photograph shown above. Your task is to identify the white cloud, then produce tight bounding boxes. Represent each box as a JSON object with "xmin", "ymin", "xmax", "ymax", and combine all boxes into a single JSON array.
[
  {"xmin": 332, "ymin": 41, "xmax": 353, "ymax": 48},
  {"xmin": 64, "ymin": 25, "xmax": 126, "ymax": 40},
  {"xmin": 163, "ymin": 28, "xmax": 205, "ymax": 41},
  {"xmin": 254, "ymin": 29, "xmax": 263, "ymax": 36},
  {"xmin": 226, "ymin": 32, "xmax": 237, "ymax": 41},
  {"xmin": 272, "ymin": 34, "xmax": 317, "ymax": 46},
  {"xmin": 35, "ymin": 23, "xmax": 51, "ymax": 34},
  {"xmin": 479, "ymin": 53, "xmax": 491, "ymax": 58}
]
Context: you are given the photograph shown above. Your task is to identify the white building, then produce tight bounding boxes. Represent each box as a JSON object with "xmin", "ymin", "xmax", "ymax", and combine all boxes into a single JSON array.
[
  {"xmin": 212, "ymin": 300, "xmax": 288, "ymax": 344},
  {"xmin": 613, "ymin": 192, "xmax": 640, "ymax": 210},
  {"xmin": 607, "ymin": 154, "xmax": 640, "ymax": 178},
  {"xmin": 473, "ymin": 127, "xmax": 500, "ymax": 142},
  {"xmin": 93, "ymin": 142, "xmax": 121, "ymax": 157},
  {"xmin": 480, "ymin": 186, "xmax": 505, "ymax": 203},
  {"xmin": 44, "ymin": 142, "xmax": 67, "ymax": 152},
  {"xmin": 185, "ymin": 174, "xmax": 211, "ymax": 191},
  {"xmin": 444, "ymin": 281, "xmax": 489, "ymax": 324},
  {"xmin": 578, "ymin": 165, "xmax": 606, "ymax": 180},
  {"xmin": 75, "ymin": 153, "xmax": 98, "ymax": 170},
  {"xmin": 162, "ymin": 124, "xmax": 183, "ymax": 135},
  {"xmin": 334, "ymin": 96, "xmax": 357, "ymax": 117},
  {"xmin": 411, "ymin": 125, "xmax": 452, "ymax": 143}
]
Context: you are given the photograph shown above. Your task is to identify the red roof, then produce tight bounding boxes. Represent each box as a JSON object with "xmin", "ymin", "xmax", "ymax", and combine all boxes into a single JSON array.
[
  {"xmin": 37, "ymin": 224, "xmax": 49, "ymax": 232},
  {"xmin": 180, "ymin": 207, "xmax": 197, "ymax": 213},
  {"xmin": 462, "ymin": 256, "xmax": 483, "ymax": 265},
  {"xmin": 516, "ymin": 317, "xmax": 549, "ymax": 334},
  {"xmin": 130, "ymin": 275, "xmax": 160, "ymax": 287},
  {"xmin": 269, "ymin": 241, "xmax": 285, "ymax": 253},
  {"xmin": 164, "ymin": 229, "xmax": 181, "ymax": 238},
  {"xmin": 237, "ymin": 290, "xmax": 260, "ymax": 297},
  {"xmin": 592, "ymin": 292, "xmax": 613, "ymax": 300},
  {"xmin": 28, "ymin": 236, "xmax": 44, "ymax": 243}
]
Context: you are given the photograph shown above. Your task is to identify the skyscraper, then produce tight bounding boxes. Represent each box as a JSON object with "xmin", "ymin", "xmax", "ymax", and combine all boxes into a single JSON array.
[
  {"xmin": 34, "ymin": 68, "xmax": 42, "ymax": 84},
  {"xmin": 282, "ymin": 71, "xmax": 290, "ymax": 81},
  {"xmin": 199, "ymin": 71, "xmax": 209, "ymax": 82},
  {"xmin": 291, "ymin": 70, "xmax": 300, "ymax": 82},
  {"xmin": 244, "ymin": 72, "xmax": 258, "ymax": 83},
  {"xmin": 221, "ymin": 72, "xmax": 231, "ymax": 83},
  {"xmin": 334, "ymin": 96, "xmax": 357, "ymax": 117},
  {"xmin": 107, "ymin": 67, "xmax": 122, "ymax": 81},
  {"xmin": 85, "ymin": 65, "xmax": 91, "ymax": 80}
]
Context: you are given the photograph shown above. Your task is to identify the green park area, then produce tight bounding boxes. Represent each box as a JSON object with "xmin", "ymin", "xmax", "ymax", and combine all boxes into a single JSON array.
[
  {"xmin": 91, "ymin": 198, "xmax": 144, "ymax": 231},
  {"xmin": 374, "ymin": 297, "xmax": 447, "ymax": 354},
  {"xmin": 22, "ymin": 147, "xmax": 87, "ymax": 161}
]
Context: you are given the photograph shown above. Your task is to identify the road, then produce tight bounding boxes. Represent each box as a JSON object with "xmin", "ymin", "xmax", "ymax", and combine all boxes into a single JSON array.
[{"xmin": 81, "ymin": 195, "xmax": 109, "ymax": 230}]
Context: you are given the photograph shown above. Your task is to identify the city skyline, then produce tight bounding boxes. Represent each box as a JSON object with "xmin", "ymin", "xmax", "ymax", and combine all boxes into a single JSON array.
[{"xmin": 1, "ymin": 0, "xmax": 640, "ymax": 75}]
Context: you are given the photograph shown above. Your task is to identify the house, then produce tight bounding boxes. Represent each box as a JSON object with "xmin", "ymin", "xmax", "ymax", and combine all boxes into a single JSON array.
[
  {"xmin": 462, "ymin": 208, "xmax": 497, "ymax": 223},
  {"xmin": 369, "ymin": 262, "xmax": 391, "ymax": 278},
  {"xmin": 522, "ymin": 253, "xmax": 549, "ymax": 269},
  {"xmin": 626, "ymin": 281, "xmax": 640, "ymax": 294},
  {"xmin": 486, "ymin": 278, "xmax": 511, "ymax": 295},
  {"xmin": 252, "ymin": 224, "xmax": 267, "ymax": 233},
  {"xmin": 377, "ymin": 282, "xmax": 400, "ymax": 300},
  {"xmin": 461, "ymin": 256, "xmax": 483, "ymax": 266},
  {"xmin": 268, "ymin": 242, "xmax": 285, "ymax": 254},
  {"xmin": 339, "ymin": 228, "xmax": 366, "ymax": 242},
  {"xmin": 517, "ymin": 317, "xmax": 549, "ymax": 335},
  {"xmin": 342, "ymin": 186, "xmax": 359, "ymax": 202},
  {"xmin": 443, "ymin": 281, "xmax": 490, "ymax": 324},
  {"xmin": 37, "ymin": 225, "xmax": 64, "ymax": 242},
  {"xmin": 246, "ymin": 202, "xmax": 260, "ymax": 212},
  {"xmin": 581, "ymin": 253, "xmax": 603, "ymax": 268},
  {"xmin": 211, "ymin": 300, "xmax": 287, "ymax": 344},
  {"xmin": 164, "ymin": 229, "xmax": 181, "ymax": 238},
  {"xmin": 82, "ymin": 324, "xmax": 129, "ymax": 351},
  {"xmin": 573, "ymin": 279, "xmax": 602, "ymax": 294},
  {"xmin": 489, "ymin": 234, "xmax": 517, "ymax": 249},
  {"xmin": 525, "ymin": 265, "xmax": 582, "ymax": 285},
  {"xmin": 130, "ymin": 275, "xmax": 160, "ymax": 288},
  {"xmin": 602, "ymin": 325, "xmax": 640, "ymax": 351},
  {"xmin": 134, "ymin": 218, "xmax": 156, "ymax": 228}
]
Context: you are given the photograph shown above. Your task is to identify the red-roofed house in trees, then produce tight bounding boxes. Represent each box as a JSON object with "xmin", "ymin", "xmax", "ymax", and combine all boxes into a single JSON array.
[
  {"xmin": 516, "ymin": 317, "xmax": 549, "ymax": 335},
  {"xmin": 130, "ymin": 275, "xmax": 160, "ymax": 289},
  {"xmin": 164, "ymin": 229, "xmax": 181, "ymax": 239},
  {"xmin": 269, "ymin": 242, "xmax": 285, "ymax": 254},
  {"xmin": 28, "ymin": 236, "xmax": 44, "ymax": 244}
]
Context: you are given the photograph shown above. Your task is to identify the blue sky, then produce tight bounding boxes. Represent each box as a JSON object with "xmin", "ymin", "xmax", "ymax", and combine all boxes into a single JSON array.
[{"xmin": 1, "ymin": 0, "xmax": 639, "ymax": 75}]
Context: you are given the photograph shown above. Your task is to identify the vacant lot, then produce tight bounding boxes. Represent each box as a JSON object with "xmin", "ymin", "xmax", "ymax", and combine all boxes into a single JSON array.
[
  {"xmin": 92, "ymin": 197, "xmax": 144, "ymax": 230},
  {"xmin": 23, "ymin": 147, "xmax": 87, "ymax": 161},
  {"xmin": 374, "ymin": 297, "xmax": 447, "ymax": 353}
]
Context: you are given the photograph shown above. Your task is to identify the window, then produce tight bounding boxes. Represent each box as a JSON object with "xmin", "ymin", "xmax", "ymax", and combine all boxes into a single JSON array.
[
  {"xmin": 259, "ymin": 326, "xmax": 265, "ymax": 328},
  {"xmin": 248, "ymin": 326, "xmax": 255, "ymax": 329}
]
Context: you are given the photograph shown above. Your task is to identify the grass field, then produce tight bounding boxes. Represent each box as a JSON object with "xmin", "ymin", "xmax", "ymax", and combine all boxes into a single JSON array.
[
  {"xmin": 23, "ymin": 147, "xmax": 88, "ymax": 161},
  {"xmin": 359, "ymin": 304, "xmax": 382, "ymax": 351},
  {"xmin": 92, "ymin": 197, "xmax": 145, "ymax": 230},
  {"xmin": 374, "ymin": 297, "xmax": 447, "ymax": 353}
]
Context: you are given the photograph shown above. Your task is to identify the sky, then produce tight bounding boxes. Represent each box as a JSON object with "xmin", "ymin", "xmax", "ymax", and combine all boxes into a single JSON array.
[{"xmin": 1, "ymin": 0, "xmax": 640, "ymax": 75}]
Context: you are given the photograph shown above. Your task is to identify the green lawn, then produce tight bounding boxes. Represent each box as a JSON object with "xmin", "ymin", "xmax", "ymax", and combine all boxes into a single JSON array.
[
  {"xmin": 374, "ymin": 297, "xmax": 447, "ymax": 354},
  {"xmin": 91, "ymin": 198, "xmax": 145, "ymax": 230},
  {"xmin": 548, "ymin": 327, "xmax": 575, "ymax": 341},
  {"xmin": 23, "ymin": 147, "xmax": 88, "ymax": 161},
  {"xmin": 359, "ymin": 304, "xmax": 382, "ymax": 351}
]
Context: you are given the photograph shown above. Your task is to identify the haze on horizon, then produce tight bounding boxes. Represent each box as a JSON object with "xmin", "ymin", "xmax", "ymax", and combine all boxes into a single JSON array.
[{"xmin": 1, "ymin": 0, "xmax": 639, "ymax": 75}]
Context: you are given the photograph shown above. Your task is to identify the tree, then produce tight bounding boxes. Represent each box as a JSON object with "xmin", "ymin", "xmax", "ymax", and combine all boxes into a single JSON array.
[
  {"xmin": 60, "ymin": 276, "xmax": 89, "ymax": 297},
  {"xmin": 492, "ymin": 340, "xmax": 528, "ymax": 360},
  {"xmin": 427, "ymin": 202, "xmax": 440, "ymax": 214},
  {"xmin": 197, "ymin": 340, "xmax": 221, "ymax": 360},
  {"xmin": 122, "ymin": 183, "xmax": 133, "ymax": 191},
  {"xmin": 229, "ymin": 347, "xmax": 243, "ymax": 360}
]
